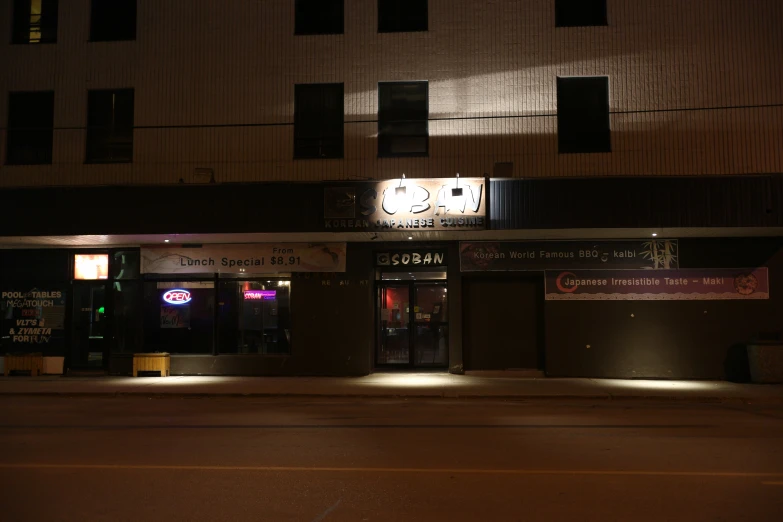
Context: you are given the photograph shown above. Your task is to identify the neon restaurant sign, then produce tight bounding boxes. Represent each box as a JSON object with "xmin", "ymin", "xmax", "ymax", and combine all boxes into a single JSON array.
[
  {"xmin": 162, "ymin": 289, "xmax": 192, "ymax": 305},
  {"xmin": 323, "ymin": 177, "xmax": 486, "ymax": 231},
  {"xmin": 244, "ymin": 290, "xmax": 277, "ymax": 300}
]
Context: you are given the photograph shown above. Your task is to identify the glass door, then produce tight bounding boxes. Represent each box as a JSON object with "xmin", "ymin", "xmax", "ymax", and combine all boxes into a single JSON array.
[
  {"xmin": 378, "ymin": 284, "xmax": 411, "ymax": 365},
  {"xmin": 377, "ymin": 280, "xmax": 448, "ymax": 368},
  {"xmin": 71, "ymin": 282, "xmax": 108, "ymax": 368},
  {"xmin": 413, "ymin": 283, "xmax": 448, "ymax": 366}
]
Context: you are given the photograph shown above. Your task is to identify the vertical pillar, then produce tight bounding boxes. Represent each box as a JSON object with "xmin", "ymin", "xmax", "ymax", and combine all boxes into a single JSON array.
[{"xmin": 447, "ymin": 242, "xmax": 463, "ymax": 374}]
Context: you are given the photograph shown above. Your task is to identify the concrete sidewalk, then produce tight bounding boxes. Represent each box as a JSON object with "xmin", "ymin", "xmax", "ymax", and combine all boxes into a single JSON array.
[{"xmin": 0, "ymin": 373, "xmax": 781, "ymax": 402}]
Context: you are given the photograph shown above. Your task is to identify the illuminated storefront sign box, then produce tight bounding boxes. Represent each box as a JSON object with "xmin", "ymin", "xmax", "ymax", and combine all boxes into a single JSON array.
[
  {"xmin": 323, "ymin": 178, "xmax": 486, "ymax": 231},
  {"xmin": 244, "ymin": 290, "xmax": 276, "ymax": 300},
  {"xmin": 162, "ymin": 289, "xmax": 192, "ymax": 305},
  {"xmin": 74, "ymin": 254, "xmax": 109, "ymax": 280},
  {"xmin": 376, "ymin": 250, "xmax": 447, "ymax": 267}
]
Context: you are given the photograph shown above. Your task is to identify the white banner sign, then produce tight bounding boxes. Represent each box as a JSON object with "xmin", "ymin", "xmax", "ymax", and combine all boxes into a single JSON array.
[{"xmin": 141, "ymin": 243, "xmax": 347, "ymax": 274}]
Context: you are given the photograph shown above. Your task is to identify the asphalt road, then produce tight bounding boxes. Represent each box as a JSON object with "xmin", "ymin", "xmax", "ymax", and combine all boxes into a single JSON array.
[{"xmin": 0, "ymin": 397, "xmax": 782, "ymax": 522}]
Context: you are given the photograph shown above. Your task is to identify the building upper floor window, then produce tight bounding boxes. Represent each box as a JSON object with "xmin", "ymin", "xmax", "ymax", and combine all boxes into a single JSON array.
[
  {"xmin": 295, "ymin": 0, "xmax": 343, "ymax": 35},
  {"xmin": 86, "ymin": 89, "xmax": 134, "ymax": 163},
  {"xmin": 378, "ymin": 82, "xmax": 428, "ymax": 157},
  {"xmin": 12, "ymin": 0, "xmax": 58, "ymax": 44},
  {"xmin": 555, "ymin": 0, "xmax": 607, "ymax": 27},
  {"xmin": 378, "ymin": 0, "xmax": 428, "ymax": 33},
  {"xmin": 557, "ymin": 76, "xmax": 611, "ymax": 154},
  {"xmin": 90, "ymin": 0, "xmax": 136, "ymax": 41},
  {"xmin": 5, "ymin": 91, "xmax": 54, "ymax": 165},
  {"xmin": 294, "ymin": 83, "xmax": 344, "ymax": 159}
]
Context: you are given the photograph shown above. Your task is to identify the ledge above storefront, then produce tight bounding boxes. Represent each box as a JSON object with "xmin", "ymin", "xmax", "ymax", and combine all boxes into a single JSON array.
[
  {"xmin": 0, "ymin": 175, "xmax": 781, "ymax": 248},
  {"xmin": 2, "ymin": 227, "xmax": 783, "ymax": 249}
]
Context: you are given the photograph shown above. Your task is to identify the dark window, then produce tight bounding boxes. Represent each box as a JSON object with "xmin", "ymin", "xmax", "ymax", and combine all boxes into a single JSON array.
[
  {"xmin": 294, "ymin": 83, "xmax": 344, "ymax": 159},
  {"xmin": 218, "ymin": 280, "xmax": 292, "ymax": 355},
  {"xmin": 555, "ymin": 0, "xmax": 607, "ymax": 27},
  {"xmin": 112, "ymin": 281, "xmax": 142, "ymax": 354},
  {"xmin": 12, "ymin": 0, "xmax": 58, "ymax": 43},
  {"xmin": 557, "ymin": 76, "xmax": 611, "ymax": 154},
  {"xmin": 86, "ymin": 89, "xmax": 134, "ymax": 163},
  {"xmin": 90, "ymin": 0, "xmax": 136, "ymax": 41},
  {"xmin": 110, "ymin": 250, "xmax": 142, "ymax": 355},
  {"xmin": 143, "ymin": 281, "xmax": 214, "ymax": 355},
  {"xmin": 378, "ymin": 82, "xmax": 428, "ymax": 157},
  {"xmin": 6, "ymin": 91, "xmax": 54, "ymax": 165},
  {"xmin": 111, "ymin": 250, "xmax": 140, "ymax": 279},
  {"xmin": 295, "ymin": 0, "xmax": 343, "ymax": 35},
  {"xmin": 378, "ymin": 0, "xmax": 428, "ymax": 33}
]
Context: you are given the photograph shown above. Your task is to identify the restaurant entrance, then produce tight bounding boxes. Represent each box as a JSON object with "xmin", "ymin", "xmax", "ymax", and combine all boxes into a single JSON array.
[{"xmin": 377, "ymin": 272, "xmax": 448, "ymax": 368}]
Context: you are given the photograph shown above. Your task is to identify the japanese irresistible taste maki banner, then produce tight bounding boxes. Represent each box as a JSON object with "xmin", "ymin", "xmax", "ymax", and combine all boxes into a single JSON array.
[{"xmin": 544, "ymin": 268, "xmax": 769, "ymax": 301}]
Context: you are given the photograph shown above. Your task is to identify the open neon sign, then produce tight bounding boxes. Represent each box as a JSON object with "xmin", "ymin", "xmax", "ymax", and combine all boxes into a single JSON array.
[
  {"xmin": 244, "ymin": 290, "xmax": 276, "ymax": 300},
  {"xmin": 162, "ymin": 289, "xmax": 192, "ymax": 305}
]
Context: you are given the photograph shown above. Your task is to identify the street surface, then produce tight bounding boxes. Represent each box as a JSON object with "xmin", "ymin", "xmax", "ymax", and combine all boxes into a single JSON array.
[{"xmin": 0, "ymin": 397, "xmax": 782, "ymax": 521}]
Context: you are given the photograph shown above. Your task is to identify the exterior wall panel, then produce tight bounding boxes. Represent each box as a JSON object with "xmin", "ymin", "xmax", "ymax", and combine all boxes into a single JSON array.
[
  {"xmin": 490, "ymin": 175, "xmax": 783, "ymax": 230},
  {"xmin": 1, "ymin": 175, "xmax": 780, "ymax": 238},
  {"xmin": 0, "ymin": 0, "xmax": 781, "ymax": 187},
  {"xmin": 545, "ymin": 238, "xmax": 783, "ymax": 380}
]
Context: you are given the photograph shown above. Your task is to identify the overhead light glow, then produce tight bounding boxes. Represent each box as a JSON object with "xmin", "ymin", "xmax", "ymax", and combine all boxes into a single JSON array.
[
  {"xmin": 600, "ymin": 379, "xmax": 715, "ymax": 392},
  {"xmin": 358, "ymin": 373, "xmax": 454, "ymax": 388}
]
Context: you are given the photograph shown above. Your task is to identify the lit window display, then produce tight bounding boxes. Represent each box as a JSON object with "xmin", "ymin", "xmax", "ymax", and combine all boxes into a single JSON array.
[
  {"xmin": 218, "ymin": 280, "xmax": 291, "ymax": 354},
  {"xmin": 74, "ymin": 254, "xmax": 109, "ymax": 280},
  {"xmin": 143, "ymin": 281, "xmax": 215, "ymax": 354}
]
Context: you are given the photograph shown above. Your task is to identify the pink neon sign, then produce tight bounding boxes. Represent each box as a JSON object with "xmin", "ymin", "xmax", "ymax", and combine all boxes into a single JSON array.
[{"xmin": 244, "ymin": 290, "xmax": 276, "ymax": 300}]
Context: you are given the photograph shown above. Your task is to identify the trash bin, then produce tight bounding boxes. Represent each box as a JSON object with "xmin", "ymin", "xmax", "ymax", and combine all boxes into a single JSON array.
[{"xmin": 747, "ymin": 335, "xmax": 783, "ymax": 384}]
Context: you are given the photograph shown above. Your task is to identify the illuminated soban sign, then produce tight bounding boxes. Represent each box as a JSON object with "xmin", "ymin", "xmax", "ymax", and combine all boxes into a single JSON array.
[
  {"xmin": 324, "ymin": 178, "xmax": 486, "ymax": 231},
  {"xmin": 162, "ymin": 289, "xmax": 192, "ymax": 305},
  {"xmin": 376, "ymin": 250, "xmax": 447, "ymax": 267}
]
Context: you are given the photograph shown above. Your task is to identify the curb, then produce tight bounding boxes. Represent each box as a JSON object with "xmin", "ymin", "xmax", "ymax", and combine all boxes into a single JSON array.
[{"xmin": 0, "ymin": 392, "xmax": 779, "ymax": 403}]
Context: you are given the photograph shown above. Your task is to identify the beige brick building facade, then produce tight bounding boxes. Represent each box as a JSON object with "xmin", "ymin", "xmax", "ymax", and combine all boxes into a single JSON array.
[{"xmin": 0, "ymin": 0, "xmax": 781, "ymax": 187}]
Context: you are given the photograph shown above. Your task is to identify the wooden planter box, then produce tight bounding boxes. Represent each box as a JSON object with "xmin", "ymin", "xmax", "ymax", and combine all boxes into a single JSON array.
[
  {"xmin": 132, "ymin": 353, "xmax": 171, "ymax": 377},
  {"xmin": 43, "ymin": 356, "xmax": 65, "ymax": 375},
  {"xmin": 4, "ymin": 353, "xmax": 44, "ymax": 377}
]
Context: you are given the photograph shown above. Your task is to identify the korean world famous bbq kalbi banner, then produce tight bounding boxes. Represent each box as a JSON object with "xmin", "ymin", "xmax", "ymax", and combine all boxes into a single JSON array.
[
  {"xmin": 460, "ymin": 240, "xmax": 679, "ymax": 271},
  {"xmin": 141, "ymin": 243, "xmax": 347, "ymax": 274}
]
